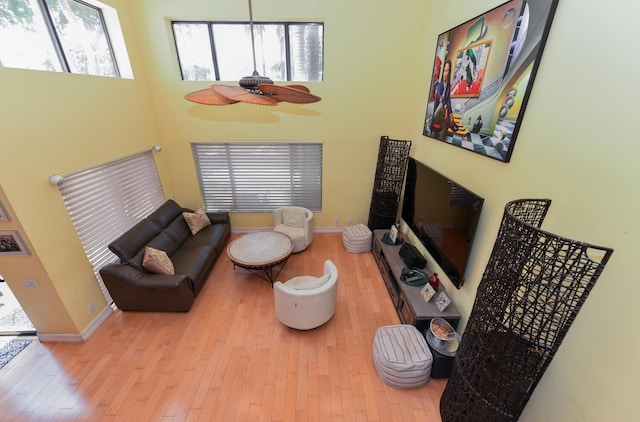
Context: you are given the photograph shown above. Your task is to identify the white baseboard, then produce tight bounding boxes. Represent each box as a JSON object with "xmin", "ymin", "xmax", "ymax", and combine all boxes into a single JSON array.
[
  {"xmin": 38, "ymin": 304, "xmax": 113, "ymax": 343},
  {"xmin": 37, "ymin": 333, "xmax": 84, "ymax": 343},
  {"xmin": 313, "ymin": 227, "xmax": 344, "ymax": 233},
  {"xmin": 232, "ymin": 227, "xmax": 344, "ymax": 233}
]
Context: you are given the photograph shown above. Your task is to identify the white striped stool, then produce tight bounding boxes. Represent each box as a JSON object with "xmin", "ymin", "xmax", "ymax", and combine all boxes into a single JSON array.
[
  {"xmin": 342, "ymin": 224, "xmax": 373, "ymax": 253},
  {"xmin": 372, "ymin": 324, "xmax": 432, "ymax": 389}
]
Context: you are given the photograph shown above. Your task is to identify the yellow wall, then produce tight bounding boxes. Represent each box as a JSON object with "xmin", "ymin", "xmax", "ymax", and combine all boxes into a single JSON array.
[
  {"xmin": 0, "ymin": 0, "xmax": 171, "ymax": 336},
  {"xmin": 125, "ymin": 0, "xmax": 428, "ymax": 229},
  {"xmin": 0, "ymin": 186, "xmax": 76, "ymax": 334},
  {"xmin": 412, "ymin": 1, "xmax": 639, "ymax": 420},
  {"xmin": 0, "ymin": 0, "xmax": 637, "ymax": 420}
]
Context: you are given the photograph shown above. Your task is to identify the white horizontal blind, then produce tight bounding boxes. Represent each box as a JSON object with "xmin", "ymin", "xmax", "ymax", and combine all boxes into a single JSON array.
[
  {"xmin": 57, "ymin": 151, "xmax": 165, "ymax": 303},
  {"xmin": 192, "ymin": 142, "xmax": 322, "ymax": 212}
]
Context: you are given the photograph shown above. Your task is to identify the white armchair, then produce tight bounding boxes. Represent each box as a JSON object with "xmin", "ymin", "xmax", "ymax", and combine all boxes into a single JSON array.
[
  {"xmin": 273, "ymin": 206, "xmax": 314, "ymax": 253},
  {"xmin": 273, "ymin": 259, "xmax": 338, "ymax": 330}
]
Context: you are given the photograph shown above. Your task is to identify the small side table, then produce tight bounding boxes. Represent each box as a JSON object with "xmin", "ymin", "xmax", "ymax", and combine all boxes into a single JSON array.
[{"xmin": 424, "ymin": 329, "xmax": 458, "ymax": 378}]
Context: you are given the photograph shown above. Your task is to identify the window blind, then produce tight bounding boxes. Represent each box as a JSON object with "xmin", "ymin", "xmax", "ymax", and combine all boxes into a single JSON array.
[
  {"xmin": 192, "ymin": 142, "xmax": 322, "ymax": 212},
  {"xmin": 57, "ymin": 151, "xmax": 164, "ymax": 303}
]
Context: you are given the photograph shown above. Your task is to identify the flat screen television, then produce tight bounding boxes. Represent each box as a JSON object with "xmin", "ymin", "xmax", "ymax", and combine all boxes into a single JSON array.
[{"xmin": 401, "ymin": 158, "xmax": 484, "ymax": 288}]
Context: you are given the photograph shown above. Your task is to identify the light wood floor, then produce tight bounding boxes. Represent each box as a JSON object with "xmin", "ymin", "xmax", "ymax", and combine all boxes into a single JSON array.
[{"xmin": 0, "ymin": 233, "xmax": 445, "ymax": 421}]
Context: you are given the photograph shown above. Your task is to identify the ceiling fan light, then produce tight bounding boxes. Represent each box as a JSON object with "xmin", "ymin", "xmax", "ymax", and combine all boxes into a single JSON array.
[{"xmin": 239, "ymin": 70, "xmax": 274, "ymax": 90}]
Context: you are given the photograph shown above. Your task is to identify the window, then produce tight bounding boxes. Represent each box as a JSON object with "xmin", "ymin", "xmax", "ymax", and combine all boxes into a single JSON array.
[
  {"xmin": 0, "ymin": 0, "xmax": 129, "ymax": 78},
  {"xmin": 173, "ymin": 21, "xmax": 323, "ymax": 82},
  {"xmin": 56, "ymin": 151, "xmax": 165, "ymax": 303},
  {"xmin": 192, "ymin": 142, "xmax": 322, "ymax": 212}
]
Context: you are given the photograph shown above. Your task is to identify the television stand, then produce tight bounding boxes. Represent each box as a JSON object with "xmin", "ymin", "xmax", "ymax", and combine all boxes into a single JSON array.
[{"xmin": 372, "ymin": 229, "xmax": 460, "ymax": 332}]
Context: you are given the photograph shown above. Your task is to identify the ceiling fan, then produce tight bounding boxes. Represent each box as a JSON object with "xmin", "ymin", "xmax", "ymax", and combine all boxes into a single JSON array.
[{"xmin": 184, "ymin": 0, "xmax": 321, "ymax": 106}]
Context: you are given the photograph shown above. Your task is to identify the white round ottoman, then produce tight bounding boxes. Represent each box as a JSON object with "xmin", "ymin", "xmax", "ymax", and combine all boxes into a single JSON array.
[
  {"xmin": 372, "ymin": 324, "xmax": 432, "ymax": 389},
  {"xmin": 342, "ymin": 224, "xmax": 373, "ymax": 253}
]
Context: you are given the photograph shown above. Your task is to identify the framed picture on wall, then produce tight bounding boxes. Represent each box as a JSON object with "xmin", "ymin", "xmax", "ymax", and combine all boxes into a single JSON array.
[
  {"xmin": 0, "ymin": 231, "xmax": 29, "ymax": 256},
  {"xmin": 0, "ymin": 201, "xmax": 9, "ymax": 222},
  {"xmin": 422, "ymin": 0, "xmax": 560, "ymax": 162}
]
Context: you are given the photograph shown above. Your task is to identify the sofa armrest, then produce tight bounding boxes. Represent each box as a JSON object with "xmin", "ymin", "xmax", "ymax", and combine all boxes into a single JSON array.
[
  {"xmin": 206, "ymin": 211, "xmax": 230, "ymax": 225},
  {"xmin": 99, "ymin": 263, "xmax": 195, "ymax": 312}
]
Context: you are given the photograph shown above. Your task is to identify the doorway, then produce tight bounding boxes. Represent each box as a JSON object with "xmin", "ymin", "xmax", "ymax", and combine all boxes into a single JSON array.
[{"xmin": 0, "ymin": 276, "xmax": 36, "ymax": 336}]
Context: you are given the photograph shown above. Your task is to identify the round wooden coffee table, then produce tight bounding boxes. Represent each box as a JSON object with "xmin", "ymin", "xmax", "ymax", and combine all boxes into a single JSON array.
[{"xmin": 226, "ymin": 231, "xmax": 294, "ymax": 283}]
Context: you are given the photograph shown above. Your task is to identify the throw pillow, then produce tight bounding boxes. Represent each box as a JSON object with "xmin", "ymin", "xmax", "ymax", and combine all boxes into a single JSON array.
[
  {"xmin": 282, "ymin": 208, "xmax": 307, "ymax": 228},
  {"xmin": 182, "ymin": 207, "xmax": 211, "ymax": 235},
  {"xmin": 142, "ymin": 246, "xmax": 175, "ymax": 275}
]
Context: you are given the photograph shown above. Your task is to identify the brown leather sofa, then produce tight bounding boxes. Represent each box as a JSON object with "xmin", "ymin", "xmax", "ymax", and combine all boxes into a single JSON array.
[{"xmin": 99, "ymin": 200, "xmax": 230, "ymax": 312}]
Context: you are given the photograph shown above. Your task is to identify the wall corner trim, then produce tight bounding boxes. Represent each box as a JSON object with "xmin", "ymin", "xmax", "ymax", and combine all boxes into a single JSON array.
[{"xmin": 38, "ymin": 304, "xmax": 113, "ymax": 343}]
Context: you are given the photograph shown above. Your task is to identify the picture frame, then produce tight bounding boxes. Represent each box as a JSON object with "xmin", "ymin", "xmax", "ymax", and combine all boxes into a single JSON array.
[
  {"xmin": 421, "ymin": 282, "xmax": 436, "ymax": 303},
  {"xmin": 0, "ymin": 201, "xmax": 9, "ymax": 222},
  {"xmin": 390, "ymin": 225, "xmax": 399, "ymax": 244},
  {"xmin": 0, "ymin": 231, "xmax": 30, "ymax": 256},
  {"xmin": 435, "ymin": 291, "xmax": 452, "ymax": 312},
  {"xmin": 422, "ymin": 0, "xmax": 560, "ymax": 162}
]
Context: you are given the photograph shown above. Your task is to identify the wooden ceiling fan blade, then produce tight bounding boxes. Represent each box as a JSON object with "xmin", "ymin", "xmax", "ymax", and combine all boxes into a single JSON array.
[
  {"xmin": 258, "ymin": 84, "xmax": 321, "ymax": 104},
  {"xmin": 213, "ymin": 85, "xmax": 278, "ymax": 106},
  {"xmin": 184, "ymin": 85, "xmax": 238, "ymax": 105},
  {"xmin": 285, "ymin": 85, "xmax": 310, "ymax": 93}
]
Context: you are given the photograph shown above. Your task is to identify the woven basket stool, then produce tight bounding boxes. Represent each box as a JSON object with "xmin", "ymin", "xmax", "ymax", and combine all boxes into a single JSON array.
[
  {"xmin": 372, "ymin": 324, "xmax": 432, "ymax": 389},
  {"xmin": 342, "ymin": 224, "xmax": 373, "ymax": 253}
]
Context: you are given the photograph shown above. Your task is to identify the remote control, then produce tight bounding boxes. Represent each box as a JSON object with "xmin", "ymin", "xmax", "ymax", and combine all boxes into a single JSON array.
[{"xmin": 404, "ymin": 275, "xmax": 423, "ymax": 283}]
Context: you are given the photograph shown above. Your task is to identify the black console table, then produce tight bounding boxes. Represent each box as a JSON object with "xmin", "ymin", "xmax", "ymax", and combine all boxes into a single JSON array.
[{"xmin": 372, "ymin": 230, "xmax": 460, "ymax": 332}]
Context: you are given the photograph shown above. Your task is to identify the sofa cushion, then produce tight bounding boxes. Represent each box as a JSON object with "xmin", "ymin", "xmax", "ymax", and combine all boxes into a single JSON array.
[
  {"xmin": 183, "ymin": 207, "xmax": 211, "ymax": 235},
  {"xmin": 145, "ymin": 231, "xmax": 182, "ymax": 259},
  {"xmin": 282, "ymin": 208, "xmax": 307, "ymax": 228},
  {"xmin": 108, "ymin": 219, "xmax": 162, "ymax": 270},
  {"xmin": 162, "ymin": 216, "xmax": 192, "ymax": 248},
  {"xmin": 142, "ymin": 247, "xmax": 175, "ymax": 274},
  {"xmin": 171, "ymin": 245, "xmax": 217, "ymax": 293},
  {"xmin": 147, "ymin": 199, "xmax": 184, "ymax": 229},
  {"xmin": 181, "ymin": 223, "xmax": 230, "ymax": 255}
]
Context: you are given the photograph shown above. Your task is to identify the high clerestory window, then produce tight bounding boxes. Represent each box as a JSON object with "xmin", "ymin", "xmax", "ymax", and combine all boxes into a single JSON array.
[
  {"xmin": 0, "ymin": 0, "xmax": 132, "ymax": 78},
  {"xmin": 172, "ymin": 21, "xmax": 323, "ymax": 82}
]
